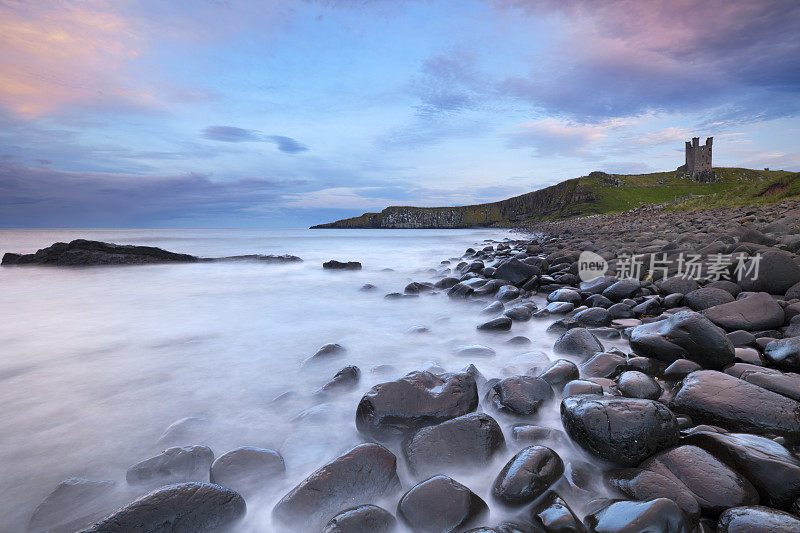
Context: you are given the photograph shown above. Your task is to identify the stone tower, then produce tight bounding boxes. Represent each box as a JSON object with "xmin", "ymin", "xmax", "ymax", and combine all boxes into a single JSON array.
[{"xmin": 684, "ymin": 137, "xmax": 713, "ymax": 180}]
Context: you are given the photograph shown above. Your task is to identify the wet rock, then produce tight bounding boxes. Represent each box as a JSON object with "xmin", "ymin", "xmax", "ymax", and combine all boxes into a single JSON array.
[
  {"xmin": 492, "ymin": 446, "xmax": 564, "ymax": 506},
  {"xmin": 310, "ymin": 343, "xmax": 347, "ymax": 361},
  {"xmin": 671, "ymin": 370, "xmax": 800, "ymax": 437},
  {"xmin": 435, "ymin": 277, "xmax": 460, "ymax": 289},
  {"xmin": 605, "ymin": 468, "xmax": 700, "ymax": 524},
  {"xmin": 574, "ymin": 307, "xmax": 611, "ymax": 327},
  {"xmin": 707, "ymin": 279, "xmax": 742, "ymax": 297},
  {"xmin": 763, "ymin": 337, "xmax": 800, "ymax": 372},
  {"xmin": 506, "ymin": 335, "xmax": 531, "ymax": 346},
  {"xmin": 323, "ymin": 259, "xmax": 362, "ymax": 270},
  {"xmin": 662, "ymin": 359, "xmax": 702, "ymax": 381},
  {"xmin": 548, "ymin": 288, "xmax": 582, "ymax": 305},
  {"xmin": 743, "ymin": 370, "xmax": 800, "ymax": 401},
  {"xmin": 684, "ymin": 430, "xmax": 800, "ymax": 509},
  {"xmin": 563, "ymin": 379, "xmax": 603, "ymax": 396},
  {"xmin": 454, "ymin": 345, "xmax": 496, "ymax": 358},
  {"xmin": 273, "ymin": 443, "xmax": 400, "ymax": 530},
  {"xmin": 580, "ymin": 352, "xmax": 627, "ymax": 378},
  {"xmin": 538, "ymin": 359, "xmax": 579, "ymax": 389},
  {"xmin": 603, "ymin": 279, "xmax": 641, "ymax": 302},
  {"xmin": 156, "ymin": 417, "xmax": 210, "ymax": 447},
  {"xmin": 626, "ymin": 356, "xmax": 663, "ymax": 376},
  {"xmin": 632, "ymin": 298, "xmax": 662, "ymax": 317},
  {"xmin": 360, "ymin": 283, "xmax": 377, "ymax": 291},
  {"xmin": 322, "ymin": 366, "xmax": 361, "ymax": 391},
  {"xmin": 126, "ymin": 445, "xmax": 214, "ymax": 486},
  {"xmin": 629, "ymin": 310, "xmax": 734, "ymax": 369},
  {"xmin": 322, "ymin": 505, "xmax": 397, "ymax": 533},
  {"xmin": 403, "ymin": 413, "xmax": 505, "ymax": 476},
  {"xmin": 2, "ymin": 239, "xmax": 199, "ymax": 266},
  {"xmin": 397, "ymin": 475, "xmax": 487, "ymax": 533},
  {"xmin": 617, "ymin": 371, "xmax": 661, "ymax": 400},
  {"xmin": 553, "ymin": 328, "xmax": 604, "ymax": 359},
  {"xmin": 80, "ymin": 482, "xmax": 246, "ymax": 532},
  {"xmin": 504, "ymin": 305, "xmax": 533, "ymax": 321},
  {"xmin": 407, "ymin": 325, "xmax": 430, "ymax": 334},
  {"xmin": 704, "ymin": 292, "xmax": 785, "ymax": 331},
  {"xmin": 607, "ymin": 303, "xmax": 634, "ymax": 319},
  {"xmin": 728, "ymin": 329, "xmax": 756, "ymax": 346},
  {"xmin": 585, "ymin": 294, "xmax": 614, "ymax": 308},
  {"xmin": 496, "ymin": 286, "xmax": 521, "ymax": 301},
  {"xmin": 580, "ymin": 276, "xmax": 618, "ymax": 295},
  {"xmin": 510, "ymin": 425, "xmax": 567, "ymax": 446},
  {"xmin": 527, "ymin": 492, "xmax": 586, "ymax": 532},
  {"xmin": 486, "ymin": 376, "xmax": 554, "ymax": 417},
  {"xmin": 210, "ymin": 447, "xmax": 285, "ymax": 495},
  {"xmin": 717, "ymin": 506, "xmax": 800, "ymax": 533},
  {"xmin": 543, "ymin": 301, "xmax": 574, "ymax": 314},
  {"xmin": 477, "ymin": 317, "xmax": 512, "ymax": 331},
  {"xmin": 660, "ymin": 276, "xmax": 699, "ymax": 295},
  {"xmin": 494, "ymin": 258, "xmax": 541, "ymax": 285},
  {"xmin": 584, "ymin": 498, "xmax": 689, "ymax": 533},
  {"xmin": 738, "ymin": 250, "xmax": 800, "ymax": 294},
  {"xmin": 561, "ymin": 396, "xmax": 679, "ymax": 466},
  {"xmin": 684, "ymin": 287, "xmax": 735, "ymax": 311},
  {"xmin": 640, "ymin": 445, "xmax": 758, "ymax": 515},
  {"xmin": 356, "ymin": 371, "xmax": 478, "ymax": 441},
  {"xmin": 29, "ymin": 478, "xmax": 117, "ymax": 533},
  {"xmin": 481, "ymin": 301, "xmax": 505, "ymax": 315}
]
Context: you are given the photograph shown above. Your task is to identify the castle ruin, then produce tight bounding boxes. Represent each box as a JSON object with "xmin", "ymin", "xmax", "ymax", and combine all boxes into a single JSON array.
[{"xmin": 684, "ymin": 136, "xmax": 715, "ymax": 182}]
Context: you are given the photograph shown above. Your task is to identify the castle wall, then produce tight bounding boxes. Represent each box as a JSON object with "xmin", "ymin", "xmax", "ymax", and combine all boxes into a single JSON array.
[{"xmin": 685, "ymin": 137, "xmax": 713, "ymax": 177}]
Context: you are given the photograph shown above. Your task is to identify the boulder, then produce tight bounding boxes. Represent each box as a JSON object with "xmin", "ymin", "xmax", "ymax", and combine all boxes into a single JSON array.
[
  {"xmin": 2, "ymin": 239, "xmax": 198, "ymax": 266},
  {"xmin": 477, "ymin": 317, "xmax": 513, "ymax": 331},
  {"xmin": 493, "ymin": 259, "xmax": 540, "ymax": 285},
  {"xmin": 553, "ymin": 328, "xmax": 604, "ymax": 359},
  {"xmin": 603, "ymin": 279, "xmax": 641, "ymax": 301},
  {"xmin": 322, "ymin": 505, "xmax": 396, "ymax": 533},
  {"xmin": 491, "ymin": 446, "xmax": 564, "ymax": 506},
  {"xmin": 28, "ymin": 478, "xmax": 117, "ymax": 533},
  {"xmin": 538, "ymin": 359, "xmax": 579, "ymax": 389},
  {"xmin": 403, "ymin": 413, "xmax": 505, "ymax": 476},
  {"xmin": 126, "ymin": 446, "xmax": 213, "ymax": 486},
  {"xmin": 560, "ymin": 396, "xmax": 679, "ymax": 466},
  {"xmin": 717, "ymin": 506, "xmax": 800, "ymax": 533},
  {"xmin": 605, "ymin": 469, "xmax": 700, "ymax": 524},
  {"xmin": 397, "ymin": 475, "xmax": 487, "ymax": 533},
  {"xmin": 547, "ymin": 288, "xmax": 582, "ymax": 305},
  {"xmin": 704, "ymin": 292, "xmax": 785, "ymax": 331},
  {"xmin": 617, "ymin": 371, "xmax": 661, "ymax": 400},
  {"xmin": 584, "ymin": 498, "xmax": 689, "ymax": 533},
  {"xmin": 738, "ymin": 250, "xmax": 800, "ymax": 294},
  {"xmin": 486, "ymin": 376, "xmax": 554, "ymax": 417},
  {"xmin": 659, "ymin": 276, "xmax": 699, "ymax": 295},
  {"xmin": 356, "ymin": 371, "xmax": 478, "ymax": 441},
  {"xmin": 272, "ymin": 443, "xmax": 400, "ymax": 530},
  {"xmin": 528, "ymin": 492, "xmax": 585, "ymax": 533},
  {"xmin": 671, "ymin": 370, "xmax": 800, "ymax": 437},
  {"xmin": 323, "ymin": 260, "xmax": 362, "ymax": 270},
  {"xmin": 573, "ymin": 307, "xmax": 611, "ymax": 327},
  {"xmin": 629, "ymin": 310, "xmax": 734, "ymax": 369},
  {"xmin": 156, "ymin": 417, "xmax": 209, "ymax": 447},
  {"xmin": 454, "ymin": 345, "xmax": 496, "ymax": 358},
  {"xmin": 322, "ymin": 366, "xmax": 361, "ymax": 391},
  {"xmin": 79, "ymin": 483, "xmax": 245, "ymax": 532},
  {"xmin": 684, "ymin": 287, "xmax": 735, "ymax": 311},
  {"xmin": 210, "ymin": 447, "xmax": 285, "ymax": 495},
  {"xmin": 763, "ymin": 337, "xmax": 800, "ymax": 372},
  {"xmin": 580, "ymin": 352, "xmax": 627, "ymax": 378}
]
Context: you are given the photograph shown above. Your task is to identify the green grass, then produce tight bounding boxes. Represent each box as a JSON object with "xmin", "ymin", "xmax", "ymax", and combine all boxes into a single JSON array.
[{"xmin": 672, "ymin": 171, "xmax": 800, "ymax": 211}]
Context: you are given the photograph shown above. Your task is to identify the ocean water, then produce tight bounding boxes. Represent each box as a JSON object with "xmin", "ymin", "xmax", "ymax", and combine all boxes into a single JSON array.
[{"xmin": 0, "ymin": 228, "xmax": 608, "ymax": 532}]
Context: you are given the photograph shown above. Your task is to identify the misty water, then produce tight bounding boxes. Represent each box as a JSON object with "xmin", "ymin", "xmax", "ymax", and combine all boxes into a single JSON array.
[{"xmin": 0, "ymin": 228, "xmax": 617, "ymax": 532}]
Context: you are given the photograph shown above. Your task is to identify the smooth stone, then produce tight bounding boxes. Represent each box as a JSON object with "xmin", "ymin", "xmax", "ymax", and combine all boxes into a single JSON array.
[
  {"xmin": 538, "ymin": 359, "xmax": 579, "ymax": 389},
  {"xmin": 210, "ymin": 447, "xmax": 285, "ymax": 495},
  {"xmin": 553, "ymin": 328, "xmax": 604, "ymax": 359},
  {"xmin": 584, "ymin": 294, "xmax": 613, "ymax": 308},
  {"xmin": 738, "ymin": 250, "xmax": 800, "ymax": 294},
  {"xmin": 79, "ymin": 483, "xmax": 245, "ymax": 533},
  {"xmin": 322, "ymin": 505, "xmax": 397, "ymax": 533},
  {"xmin": 481, "ymin": 301, "xmax": 505, "ymax": 315},
  {"xmin": 584, "ymin": 498, "xmax": 689, "ymax": 533},
  {"xmin": 629, "ymin": 310, "xmax": 734, "ymax": 369},
  {"xmin": 617, "ymin": 371, "xmax": 661, "ymax": 400},
  {"xmin": 544, "ymin": 301, "xmax": 574, "ymax": 314},
  {"xmin": 743, "ymin": 370, "xmax": 800, "ymax": 401},
  {"xmin": 717, "ymin": 505, "xmax": 800, "ymax": 533},
  {"xmin": 660, "ymin": 276, "xmax": 699, "ymax": 295},
  {"xmin": 684, "ymin": 287, "xmax": 735, "ymax": 311},
  {"xmin": 529, "ymin": 492, "xmax": 585, "ymax": 533},
  {"xmin": 763, "ymin": 337, "xmax": 800, "ymax": 372},
  {"xmin": 580, "ymin": 352, "xmax": 627, "ymax": 378},
  {"xmin": 662, "ymin": 359, "xmax": 702, "ymax": 381},
  {"xmin": 548, "ymin": 288, "xmax": 582, "ymax": 305},
  {"xmin": 626, "ymin": 356, "xmax": 663, "ymax": 376},
  {"xmin": 607, "ymin": 303, "xmax": 634, "ymax": 319},
  {"xmin": 611, "ymin": 318, "xmax": 640, "ymax": 328},
  {"xmin": 126, "ymin": 446, "xmax": 213, "ymax": 486},
  {"xmin": 504, "ymin": 305, "xmax": 533, "ymax": 321},
  {"xmin": 323, "ymin": 259, "xmax": 361, "ymax": 270},
  {"xmin": 29, "ymin": 478, "xmax": 117, "ymax": 533},
  {"xmin": 707, "ymin": 280, "xmax": 742, "ymax": 297},
  {"xmin": 492, "ymin": 446, "xmax": 564, "ymax": 506},
  {"xmin": 494, "ymin": 258, "xmax": 541, "ymax": 285},
  {"xmin": 486, "ymin": 376, "xmax": 554, "ymax": 417},
  {"xmin": 272, "ymin": 443, "xmax": 400, "ymax": 530},
  {"xmin": 602, "ymin": 279, "xmax": 641, "ymax": 302},
  {"xmin": 574, "ymin": 307, "xmax": 611, "ymax": 327},
  {"xmin": 562, "ymin": 380, "xmax": 603, "ymax": 396},
  {"xmin": 605, "ymin": 468, "xmax": 700, "ymax": 524},
  {"xmin": 728, "ymin": 330, "xmax": 756, "ymax": 346},
  {"xmin": 477, "ymin": 317, "xmax": 513, "ymax": 331},
  {"xmin": 640, "ymin": 445, "xmax": 759, "ymax": 515},
  {"xmin": 734, "ymin": 346, "xmax": 762, "ymax": 365},
  {"xmin": 510, "ymin": 425, "xmax": 567, "ymax": 446},
  {"xmin": 322, "ymin": 366, "xmax": 361, "ymax": 391},
  {"xmin": 310, "ymin": 343, "xmax": 347, "ymax": 360},
  {"xmin": 671, "ymin": 370, "xmax": 800, "ymax": 437},
  {"xmin": 496, "ymin": 285, "xmax": 521, "ymax": 301},
  {"xmin": 403, "ymin": 413, "xmax": 505, "ymax": 476},
  {"xmin": 454, "ymin": 345, "xmax": 496, "ymax": 358},
  {"xmin": 561, "ymin": 396, "xmax": 679, "ymax": 466},
  {"xmin": 397, "ymin": 475, "xmax": 487, "ymax": 533},
  {"xmin": 580, "ymin": 276, "xmax": 618, "ymax": 295},
  {"xmin": 704, "ymin": 292, "xmax": 785, "ymax": 331}
]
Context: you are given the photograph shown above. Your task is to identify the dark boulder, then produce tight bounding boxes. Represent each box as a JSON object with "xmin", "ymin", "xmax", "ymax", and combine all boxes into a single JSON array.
[
  {"xmin": 584, "ymin": 498, "xmax": 689, "ymax": 533},
  {"xmin": 574, "ymin": 307, "xmax": 611, "ymax": 327},
  {"xmin": 126, "ymin": 446, "xmax": 213, "ymax": 486},
  {"xmin": 322, "ymin": 366, "xmax": 361, "ymax": 391},
  {"xmin": 684, "ymin": 287, "xmax": 735, "ymax": 311},
  {"xmin": 491, "ymin": 446, "xmax": 564, "ymax": 506},
  {"xmin": 322, "ymin": 505, "xmax": 397, "ymax": 533},
  {"xmin": 662, "ymin": 359, "xmax": 702, "ymax": 381},
  {"xmin": 553, "ymin": 328, "xmax": 604, "ymax": 359},
  {"xmin": 562, "ymin": 380, "xmax": 603, "ymax": 396},
  {"xmin": 659, "ymin": 276, "xmax": 699, "ymax": 295},
  {"xmin": 704, "ymin": 292, "xmax": 785, "ymax": 332},
  {"xmin": 580, "ymin": 352, "xmax": 627, "ymax": 378},
  {"xmin": 2, "ymin": 239, "xmax": 198, "ymax": 266},
  {"xmin": 538, "ymin": 359, "xmax": 579, "ymax": 389},
  {"xmin": 477, "ymin": 317, "xmax": 512, "ymax": 331},
  {"xmin": 529, "ymin": 492, "xmax": 585, "ymax": 533},
  {"xmin": 356, "ymin": 371, "xmax": 478, "ymax": 441},
  {"xmin": 397, "ymin": 475, "xmax": 487, "ymax": 533},
  {"xmin": 640, "ymin": 445, "xmax": 759, "ymax": 515},
  {"xmin": 79, "ymin": 483, "xmax": 245, "ymax": 532},
  {"xmin": 323, "ymin": 260, "xmax": 362, "ymax": 270},
  {"xmin": 617, "ymin": 371, "xmax": 661, "ymax": 400},
  {"xmin": 602, "ymin": 279, "xmax": 641, "ymax": 302},
  {"xmin": 717, "ymin": 506, "xmax": 800, "ymax": 533},
  {"xmin": 561, "ymin": 396, "xmax": 679, "ymax": 466},
  {"xmin": 547, "ymin": 288, "xmax": 582, "ymax": 305},
  {"xmin": 272, "ymin": 443, "xmax": 400, "ymax": 530},
  {"xmin": 403, "ymin": 413, "xmax": 505, "ymax": 476},
  {"xmin": 210, "ymin": 447, "xmax": 284, "ymax": 495},
  {"xmin": 605, "ymin": 468, "xmax": 700, "ymax": 524},
  {"xmin": 738, "ymin": 250, "xmax": 800, "ymax": 294},
  {"xmin": 494, "ymin": 259, "xmax": 541, "ymax": 285},
  {"xmin": 763, "ymin": 337, "xmax": 800, "ymax": 372},
  {"xmin": 309, "ymin": 343, "xmax": 347, "ymax": 361},
  {"xmin": 629, "ymin": 310, "xmax": 734, "ymax": 369},
  {"xmin": 486, "ymin": 376, "xmax": 554, "ymax": 417},
  {"xmin": 671, "ymin": 370, "xmax": 800, "ymax": 437},
  {"xmin": 495, "ymin": 285, "xmax": 521, "ymax": 301}
]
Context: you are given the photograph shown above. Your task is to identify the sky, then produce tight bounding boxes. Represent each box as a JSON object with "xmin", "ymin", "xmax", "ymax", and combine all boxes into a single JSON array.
[{"xmin": 1, "ymin": 0, "xmax": 799, "ymax": 228}]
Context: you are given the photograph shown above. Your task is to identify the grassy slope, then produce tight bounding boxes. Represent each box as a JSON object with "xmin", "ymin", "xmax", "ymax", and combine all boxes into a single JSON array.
[{"xmin": 670, "ymin": 170, "xmax": 800, "ymax": 211}]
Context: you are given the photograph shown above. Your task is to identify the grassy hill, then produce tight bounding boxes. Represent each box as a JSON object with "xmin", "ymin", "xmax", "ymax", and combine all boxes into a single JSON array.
[{"xmin": 311, "ymin": 168, "xmax": 799, "ymax": 228}]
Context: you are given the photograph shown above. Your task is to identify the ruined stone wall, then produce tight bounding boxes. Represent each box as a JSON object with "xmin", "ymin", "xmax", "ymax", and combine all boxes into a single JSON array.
[{"xmin": 685, "ymin": 137, "xmax": 713, "ymax": 177}]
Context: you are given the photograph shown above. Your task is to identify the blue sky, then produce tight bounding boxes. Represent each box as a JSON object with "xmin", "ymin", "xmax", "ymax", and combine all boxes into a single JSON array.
[{"xmin": 1, "ymin": 0, "xmax": 799, "ymax": 227}]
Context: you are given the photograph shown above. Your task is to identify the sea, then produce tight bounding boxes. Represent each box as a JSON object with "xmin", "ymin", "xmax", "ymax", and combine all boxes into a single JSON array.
[{"xmin": 0, "ymin": 228, "xmax": 604, "ymax": 532}]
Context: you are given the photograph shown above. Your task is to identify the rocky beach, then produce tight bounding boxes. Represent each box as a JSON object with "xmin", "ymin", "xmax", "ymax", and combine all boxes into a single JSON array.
[{"xmin": 4, "ymin": 200, "xmax": 800, "ymax": 532}]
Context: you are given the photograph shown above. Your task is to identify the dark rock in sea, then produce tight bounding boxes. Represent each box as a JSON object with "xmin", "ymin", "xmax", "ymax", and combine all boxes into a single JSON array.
[
  {"xmin": 574, "ymin": 307, "xmax": 611, "ymax": 327},
  {"xmin": 272, "ymin": 443, "xmax": 400, "ymax": 530},
  {"xmin": 126, "ymin": 445, "xmax": 214, "ymax": 486},
  {"xmin": 683, "ymin": 430, "xmax": 800, "ymax": 509},
  {"xmin": 2, "ymin": 239, "xmax": 198, "ymax": 266},
  {"xmin": 481, "ymin": 301, "xmax": 505, "ymax": 315},
  {"xmin": 580, "ymin": 275, "xmax": 617, "ymax": 295},
  {"xmin": 360, "ymin": 283, "xmax": 377, "ymax": 291},
  {"xmin": 321, "ymin": 365, "xmax": 361, "ymax": 391},
  {"xmin": 632, "ymin": 298, "xmax": 662, "ymax": 317},
  {"xmin": 538, "ymin": 359, "xmax": 579, "ymax": 389},
  {"xmin": 763, "ymin": 337, "xmax": 800, "ymax": 372},
  {"xmin": 477, "ymin": 317, "xmax": 512, "ymax": 331},
  {"xmin": 662, "ymin": 358, "xmax": 702, "ymax": 381},
  {"xmin": 211, "ymin": 253, "xmax": 303, "ymax": 263},
  {"xmin": 704, "ymin": 292, "xmax": 785, "ymax": 331},
  {"xmin": 492, "ymin": 446, "xmax": 564, "ymax": 506},
  {"xmin": 495, "ymin": 285, "xmax": 521, "ymax": 301},
  {"xmin": 542, "ymin": 301, "xmax": 574, "ymax": 314},
  {"xmin": 486, "ymin": 376, "xmax": 554, "ymax": 417},
  {"xmin": 684, "ymin": 287, "xmax": 735, "ymax": 311},
  {"xmin": 322, "ymin": 505, "xmax": 397, "ymax": 533},
  {"xmin": 355, "ymin": 371, "xmax": 478, "ymax": 441},
  {"xmin": 626, "ymin": 356, "xmax": 663, "ymax": 377},
  {"xmin": 504, "ymin": 305, "xmax": 533, "ymax": 321},
  {"xmin": 156, "ymin": 416, "xmax": 210, "ymax": 447},
  {"xmin": 584, "ymin": 498, "xmax": 689, "ymax": 533},
  {"xmin": 323, "ymin": 259, "xmax": 362, "ymax": 270},
  {"xmin": 547, "ymin": 288, "xmax": 582, "ymax": 305},
  {"xmin": 403, "ymin": 413, "xmax": 505, "ymax": 476},
  {"xmin": 717, "ymin": 506, "xmax": 800, "ymax": 533},
  {"xmin": 563, "ymin": 379, "xmax": 604, "ymax": 396},
  {"xmin": 738, "ymin": 250, "xmax": 800, "ymax": 294},
  {"xmin": 454, "ymin": 345, "xmax": 496, "ymax": 358},
  {"xmin": 640, "ymin": 445, "xmax": 758, "ymax": 515},
  {"xmin": 553, "ymin": 328, "xmax": 604, "ymax": 359},
  {"xmin": 506, "ymin": 335, "xmax": 531, "ymax": 346},
  {"xmin": 397, "ymin": 475, "xmax": 487, "ymax": 533},
  {"xmin": 602, "ymin": 279, "xmax": 641, "ymax": 302},
  {"xmin": 607, "ymin": 302, "xmax": 634, "ymax": 319},
  {"xmin": 28, "ymin": 478, "xmax": 117, "ymax": 533},
  {"xmin": 580, "ymin": 352, "xmax": 627, "ymax": 378},
  {"xmin": 560, "ymin": 396, "xmax": 679, "ymax": 466},
  {"xmin": 629, "ymin": 310, "xmax": 734, "ymax": 369},
  {"xmin": 309, "ymin": 343, "xmax": 347, "ymax": 361},
  {"xmin": 210, "ymin": 447, "xmax": 285, "ymax": 495},
  {"xmin": 510, "ymin": 425, "xmax": 567, "ymax": 446},
  {"xmin": 493, "ymin": 258, "xmax": 541, "ymax": 285},
  {"xmin": 605, "ymin": 468, "xmax": 701, "ymax": 524},
  {"xmin": 529, "ymin": 492, "xmax": 585, "ymax": 533},
  {"xmin": 617, "ymin": 370, "xmax": 662, "ymax": 400},
  {"xmin": 79, "ymin": 482, "xmax": 246, "ymax": 533},
  {"xmin": 435, "ymin": 277, "xmax": 460, "ymax": 289},
  {"xmin": 671, "ymin": 370, "xmax": 800, "ymax": 437},
  {"xmin": 707, "ymin": 279, "xmax": 742, "ymax": 297},
  {"xmin": 585, "ymin": 294, "xmax": 613, "ymax": 308}
]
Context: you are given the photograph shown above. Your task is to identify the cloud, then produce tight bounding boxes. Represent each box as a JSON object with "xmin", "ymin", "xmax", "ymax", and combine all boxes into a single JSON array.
[
  {"xmin": 505, "ymin": 118, "xmax": 626, "ymax": 157},
  {"xmin": 267, "ymin": 136, "xmax": 309, "ymax": 153},
  {"xmin": 201, "ymin": 126, "xmax": 262, "ymax": 142}
]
